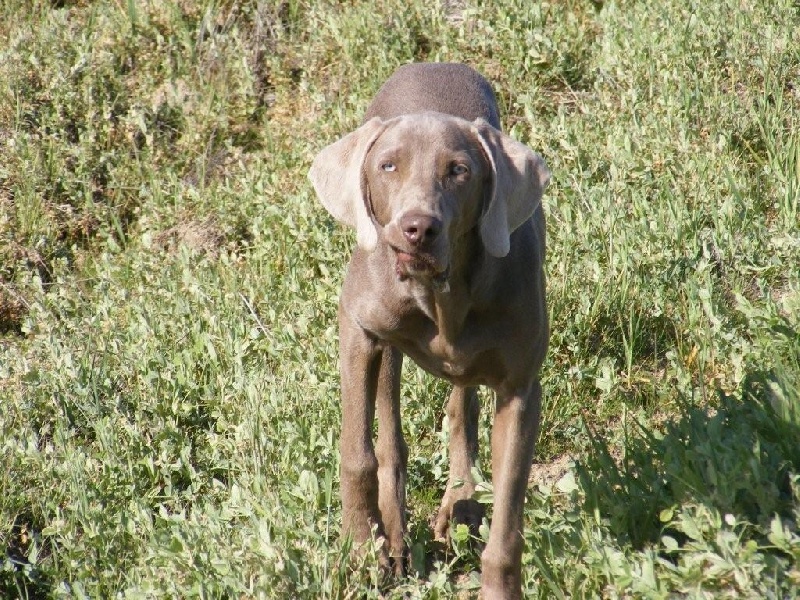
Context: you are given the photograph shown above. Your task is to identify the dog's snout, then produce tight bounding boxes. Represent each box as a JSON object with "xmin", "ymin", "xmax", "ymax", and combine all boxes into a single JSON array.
[{"xmin": 400, "ymin": 212, "xmax": 442, "ymax": 247}]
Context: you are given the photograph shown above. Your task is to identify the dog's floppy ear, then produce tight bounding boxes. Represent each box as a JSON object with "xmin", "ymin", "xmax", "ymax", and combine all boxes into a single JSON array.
[
  {"xmin": 309, "ymin": 117, "xmax": 387, "ymax": 252},
  {"xmin": 472, "ymin": 119, "xmax": 551, "ymax": 257}
]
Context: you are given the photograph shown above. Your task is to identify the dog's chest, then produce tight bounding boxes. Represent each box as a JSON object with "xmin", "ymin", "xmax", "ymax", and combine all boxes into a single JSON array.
[
  {"xmin": 396, "ymin": 325, "xmax": 505, "ymax": 387},
  {"xmin": 367, "ymin": 293, "xmax": 508, "ymax": 387}
]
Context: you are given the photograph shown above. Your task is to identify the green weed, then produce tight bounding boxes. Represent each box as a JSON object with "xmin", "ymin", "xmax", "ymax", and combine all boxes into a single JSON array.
[{"xmin": 1, "ymin": 0, "xmax": 798, "ymax": 597}]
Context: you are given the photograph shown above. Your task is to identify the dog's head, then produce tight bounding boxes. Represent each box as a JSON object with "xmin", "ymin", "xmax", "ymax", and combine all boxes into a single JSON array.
[{"xmin": 309, "ymin": 113, "xmax": 550, "ymax": 281}]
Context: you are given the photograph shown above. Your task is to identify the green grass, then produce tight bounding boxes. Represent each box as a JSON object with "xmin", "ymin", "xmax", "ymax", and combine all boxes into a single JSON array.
[{"xmin": 1, "ymin": 0, "xmax": 799, "ymax": 597}]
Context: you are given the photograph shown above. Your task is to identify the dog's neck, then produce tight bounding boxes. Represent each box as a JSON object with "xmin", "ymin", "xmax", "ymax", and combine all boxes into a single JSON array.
[{"xmin": 403, "ymin": 228, "xmax": 487, "ymax": 341}]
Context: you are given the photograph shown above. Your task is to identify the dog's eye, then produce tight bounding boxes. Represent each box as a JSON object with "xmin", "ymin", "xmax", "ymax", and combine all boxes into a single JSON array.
[
  {"xmin": 381, "ymin": 162, "xmax": 397, "ymax": 172},
  {"xmin": 451, "ymin": 163, "xmax": 470, "ymax": 177}
]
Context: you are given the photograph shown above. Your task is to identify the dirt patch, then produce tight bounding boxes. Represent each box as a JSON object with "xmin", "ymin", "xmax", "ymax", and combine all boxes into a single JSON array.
[
  {"xmin": 529, "ymin": 453, "xmax": 574, "ymax": 489},
  {"xmin": 0, "ymin": 239, "xmax": 51, "ymax": 335},
  {"xmin": 442, "ymin": 0, "xmax": 467, "ymax": 24},
  {"xmin": 152, "ymin": 218, "xmax": 225, "ymax": 258},
  {"xmin": 0, "ymin": 281, "xmax": 27, "ymax": 334}
]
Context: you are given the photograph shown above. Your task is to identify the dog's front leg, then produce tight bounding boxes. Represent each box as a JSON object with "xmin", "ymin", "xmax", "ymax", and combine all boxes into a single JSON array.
[
  {"xmin": 481, "ymin": 380, "xmax": 542, "ymax": 600},
  {"xmin": 374, "ymin": 345, "xmax": 408, "ymax": 575},
  {"xmin": 338, "ymin": 311, "xmax": 387, "ymax": 565}
]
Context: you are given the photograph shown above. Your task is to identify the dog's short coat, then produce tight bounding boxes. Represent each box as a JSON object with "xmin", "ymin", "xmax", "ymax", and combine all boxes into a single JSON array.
[{"xmin": 309, "ymin": 62, "xmax": 550, "ymax": 599}]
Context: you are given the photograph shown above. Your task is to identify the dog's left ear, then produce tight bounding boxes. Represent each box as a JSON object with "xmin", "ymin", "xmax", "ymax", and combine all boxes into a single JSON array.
[{"xmin": 472, "ymin": 119, "xmax": 551, "ymax": 257}]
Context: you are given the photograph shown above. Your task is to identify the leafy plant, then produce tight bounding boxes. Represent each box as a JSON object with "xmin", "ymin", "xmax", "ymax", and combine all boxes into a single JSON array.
[{"xmin": 1, "ymin": 0, "xmax": 798, "ymax": 597}]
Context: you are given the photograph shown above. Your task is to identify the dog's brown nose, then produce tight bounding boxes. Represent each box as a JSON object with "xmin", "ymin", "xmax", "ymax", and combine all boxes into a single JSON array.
[{"xmin": 400, "ymin": 212, "xmax": 442, "ymax": 247}]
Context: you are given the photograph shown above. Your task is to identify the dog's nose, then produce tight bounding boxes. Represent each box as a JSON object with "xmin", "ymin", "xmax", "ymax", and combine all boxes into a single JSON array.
[{"xmin": 399, "ymin": 212, "xmax": 442, "ymax": 247}]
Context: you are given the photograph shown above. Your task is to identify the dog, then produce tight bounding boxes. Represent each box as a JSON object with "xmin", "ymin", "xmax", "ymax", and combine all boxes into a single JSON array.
[{"xmin": 309, "ymin": 62, "xmax": 550, "ymax": 599}]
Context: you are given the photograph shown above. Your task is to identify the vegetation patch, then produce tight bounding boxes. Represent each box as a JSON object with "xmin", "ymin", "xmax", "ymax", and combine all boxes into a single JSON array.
[{"xmin": 1, "ymin": 0, "xmax": 798, "ymax": 598}]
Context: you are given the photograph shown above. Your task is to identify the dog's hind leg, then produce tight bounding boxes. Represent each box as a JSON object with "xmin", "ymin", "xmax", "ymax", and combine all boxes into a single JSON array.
[{"xmin": 434, "ymin": 385, "xmax": 484, "ymax": 541}]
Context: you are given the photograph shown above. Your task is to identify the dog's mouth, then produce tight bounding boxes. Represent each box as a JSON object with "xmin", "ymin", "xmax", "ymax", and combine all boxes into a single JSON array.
[{"xmin": 391, "ymin": 247, "xmax": 446, "ymax": 279}]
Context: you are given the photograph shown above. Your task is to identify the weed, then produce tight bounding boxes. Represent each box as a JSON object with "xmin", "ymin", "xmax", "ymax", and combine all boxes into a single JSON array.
[{"xmin": 1, "ymin": 0, "xmax": 798, "ymax": 597}]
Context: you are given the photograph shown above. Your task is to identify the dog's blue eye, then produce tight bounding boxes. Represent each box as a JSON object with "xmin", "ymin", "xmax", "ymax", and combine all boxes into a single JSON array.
[
  {"xmin": 381, "ymin": 162, "xmax": 397, "ymax": 172},
  {"xmin": 452, "ymin": 164, "xmax": 469, "ymax": 176}
]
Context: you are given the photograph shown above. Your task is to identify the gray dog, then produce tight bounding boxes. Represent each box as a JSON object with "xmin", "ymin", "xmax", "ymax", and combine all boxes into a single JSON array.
[{"xmin": 309, "ymin": 62, "xmax": 550, "ymax": 599}]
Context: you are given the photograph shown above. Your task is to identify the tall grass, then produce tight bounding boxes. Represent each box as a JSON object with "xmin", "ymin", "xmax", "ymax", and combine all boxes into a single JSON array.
[{"xmin": 1, "ymin": 0, "xmax": 798, "ymax": 597}]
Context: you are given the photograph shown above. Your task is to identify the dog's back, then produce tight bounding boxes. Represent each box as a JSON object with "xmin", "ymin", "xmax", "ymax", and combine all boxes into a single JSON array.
[{"xmin": 364, "ymin": 63, "xmax": 501, "ymax": 129}]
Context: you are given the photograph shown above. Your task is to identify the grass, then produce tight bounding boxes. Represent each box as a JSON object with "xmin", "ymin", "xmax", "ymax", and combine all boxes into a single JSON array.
[{"xmin": 1, "ymin": 0, "xmax": 799, "ymax": 597}]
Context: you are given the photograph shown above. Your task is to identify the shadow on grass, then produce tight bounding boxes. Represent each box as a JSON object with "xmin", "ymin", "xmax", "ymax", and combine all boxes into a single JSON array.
[
  {"xmin": 1, "ymin": 511, "xmax": 51, "ymax": 600},
  {"xmin": 576, "ymin": 353, "xmax": 800, "ymax": 550}
]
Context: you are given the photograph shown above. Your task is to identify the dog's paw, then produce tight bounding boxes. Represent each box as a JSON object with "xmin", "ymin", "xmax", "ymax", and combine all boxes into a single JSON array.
[{"xmin": 433, "ymin": 496, "xmax": 484, "ymax": 542}]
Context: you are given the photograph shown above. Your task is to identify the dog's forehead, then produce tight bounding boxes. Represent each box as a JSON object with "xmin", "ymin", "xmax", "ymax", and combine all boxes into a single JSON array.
[{"xmin": 380, "ymin": 113, "xmax": 475, "ymax": 149}]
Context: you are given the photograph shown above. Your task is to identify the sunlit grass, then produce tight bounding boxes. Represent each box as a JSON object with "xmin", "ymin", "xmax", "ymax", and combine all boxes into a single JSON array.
[{"xmin": 1, "ymin": 0, "xmax": 798, "ymax": 597}]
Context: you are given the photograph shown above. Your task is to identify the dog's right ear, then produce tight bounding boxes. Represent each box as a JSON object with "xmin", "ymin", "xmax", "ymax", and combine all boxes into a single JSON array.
[{"xmin": 309, "ymin": 117, "xmax": 386, "ymax": 252}]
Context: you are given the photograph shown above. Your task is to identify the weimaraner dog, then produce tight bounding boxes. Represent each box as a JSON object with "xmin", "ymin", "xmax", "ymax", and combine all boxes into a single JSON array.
[{"xmin": 309, "ymin": 62, "xmax": 550, "ymax": 599}]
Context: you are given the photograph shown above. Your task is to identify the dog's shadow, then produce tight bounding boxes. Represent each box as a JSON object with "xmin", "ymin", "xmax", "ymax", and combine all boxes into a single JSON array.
[
  {"xmin": 400, "ymin": 355, "xmax": 799, "ymax": 590},
  {"xmin": 575, "ymin": 364, "xmax": 800, "ymax": 551}
]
